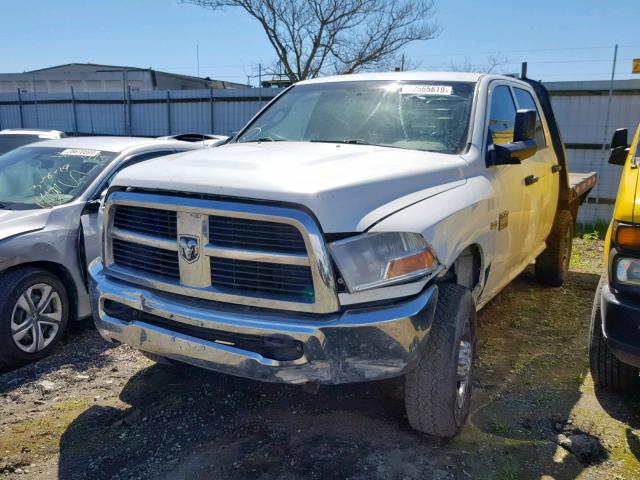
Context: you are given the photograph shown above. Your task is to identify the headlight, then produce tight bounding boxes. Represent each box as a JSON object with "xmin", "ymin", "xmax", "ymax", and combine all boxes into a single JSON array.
[
  {"xmin": 615, "ymin": 258, "xmax": 640, "ymax": 286},
  {"xmin": 329, "ymin": 232, "xmax": 439, "ymax": 293}
]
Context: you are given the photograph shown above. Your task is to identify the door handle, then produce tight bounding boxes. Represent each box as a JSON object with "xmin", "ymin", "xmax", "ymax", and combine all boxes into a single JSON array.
[
  {"xmin": 524, "ymin": 175, "xmax": 539, "ymax": 186},
  {"xmin": 551, "ymin": 164, "xmax": 562, "ymax": 173}
]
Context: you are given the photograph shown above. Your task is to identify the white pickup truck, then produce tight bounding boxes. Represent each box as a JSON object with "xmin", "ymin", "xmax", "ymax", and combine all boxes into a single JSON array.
[{"xmin": 89, "ymin": 72, "xmax": 596, "ymax": 438}]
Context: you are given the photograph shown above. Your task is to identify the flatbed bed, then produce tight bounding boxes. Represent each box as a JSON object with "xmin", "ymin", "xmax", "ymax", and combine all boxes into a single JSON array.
[{"xmin": 568, "ymin": 171, "xmax": 598, "ymax": 203}]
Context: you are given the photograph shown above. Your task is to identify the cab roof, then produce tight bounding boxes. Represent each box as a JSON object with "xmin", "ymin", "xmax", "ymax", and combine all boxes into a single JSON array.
[{"xmin": 297, "ymin": 71, "xmax": 486, "ymax": 85}]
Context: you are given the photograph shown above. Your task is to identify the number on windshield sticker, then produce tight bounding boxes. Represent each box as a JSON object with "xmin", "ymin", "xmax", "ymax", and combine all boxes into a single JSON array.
[{"xmin": 401, "ymin": 85, "xmax": 453, "ymax": 95}]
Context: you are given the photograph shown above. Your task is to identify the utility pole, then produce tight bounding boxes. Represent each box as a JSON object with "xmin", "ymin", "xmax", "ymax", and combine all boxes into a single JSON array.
[
  {"xmin": 32, "ymin": 72, "xmax": 40, "ymax": 128},
  {"xmin": 401, "ymin": 54, "xmax": 405, "ymax": 72},
  {"xmin": 196, "ymin": 44, "xmax": 200, "ymax": 77},
  {"xmin": 258, "ymin": 63, "xmax": 262, "ymax": 103},
  {"xmin": 595, "ymin": 43, "xmax": 618, "ymax": 220}
]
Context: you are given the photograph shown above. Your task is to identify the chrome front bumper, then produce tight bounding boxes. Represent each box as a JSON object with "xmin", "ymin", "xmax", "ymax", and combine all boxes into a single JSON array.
[{"xmin": 89, "ymin": 260, "xmax": 438, "ymax": 384}]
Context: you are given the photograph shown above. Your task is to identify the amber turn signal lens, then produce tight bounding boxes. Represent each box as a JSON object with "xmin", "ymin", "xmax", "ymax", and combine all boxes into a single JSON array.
[
  {"xmin": 385, "ymin": 250, "xmax": 435, "ymax": 279},
  {"xmin": 617, "ymin": 226, "xmax": 640, "ymax": 248}
]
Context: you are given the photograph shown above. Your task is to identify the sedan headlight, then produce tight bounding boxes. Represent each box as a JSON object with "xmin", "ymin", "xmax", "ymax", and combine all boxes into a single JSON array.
[
  {"xmin": 615, "ymin": 258, "xmax": 640, "ymax": 286},
  {"xmin": 329, "ymin": 232, "xmax": 439, "ymax": 293}
]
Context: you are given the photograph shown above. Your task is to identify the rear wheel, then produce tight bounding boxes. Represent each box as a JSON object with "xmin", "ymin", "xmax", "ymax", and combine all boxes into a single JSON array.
[
  {"xmin": 404, "ymin": 283, "xmax": 477, "ymax": 438},
  {"xmin": 535, "ymin": 209, "xmax": 574, "ymax": 287},
  {"xmin": 0, "ymin": 268, "xmax": 69, "ymax": 370},
  {"xmin": 589, "ymin": 276, "xmax": 638, "ymax": 392}
]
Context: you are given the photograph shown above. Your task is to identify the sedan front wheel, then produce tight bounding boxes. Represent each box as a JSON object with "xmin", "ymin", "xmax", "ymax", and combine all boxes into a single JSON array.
[{"xmin": 0, "ymin": 268, "xmax": 69, "ymax": 370}]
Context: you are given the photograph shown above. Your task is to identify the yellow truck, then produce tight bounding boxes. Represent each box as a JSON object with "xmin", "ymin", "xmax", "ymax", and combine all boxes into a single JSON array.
[{"xmin": 590, "ymin": 124, "xmax": 640, "ymax": 391}]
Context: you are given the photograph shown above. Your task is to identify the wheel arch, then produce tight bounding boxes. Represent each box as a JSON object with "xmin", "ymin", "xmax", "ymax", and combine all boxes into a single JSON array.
[{"xmin": 446, "ymin": 243, "xmax": 485, "ymax": 300}]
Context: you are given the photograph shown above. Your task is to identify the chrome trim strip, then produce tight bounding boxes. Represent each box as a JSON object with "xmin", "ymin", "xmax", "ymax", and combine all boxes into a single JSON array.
[
  {"xmin": 103, "ymin": 191, "xmax": 339, "ymax": 314},
  {"xmin": 204, "ymin": 244, "xmax": 310, "ymax": 266},
  {"xmin": 111, "ymin": 227, "xmax": 178, "ymax": 251}
]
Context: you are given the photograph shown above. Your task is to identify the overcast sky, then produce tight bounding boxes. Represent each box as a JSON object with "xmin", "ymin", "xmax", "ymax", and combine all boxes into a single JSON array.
[{"xmin": 1, "ymin": 0, "xmax": 638, "ymax": 84}]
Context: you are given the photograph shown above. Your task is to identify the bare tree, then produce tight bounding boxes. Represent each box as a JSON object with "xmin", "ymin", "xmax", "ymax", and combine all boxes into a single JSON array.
[
  {"xmin": 446, "ymin": 54, "xmax": 512, "ymax": 74},
  {"xmin": 184, "ymin": 0, "xmax": 440, "ymax": 81}
]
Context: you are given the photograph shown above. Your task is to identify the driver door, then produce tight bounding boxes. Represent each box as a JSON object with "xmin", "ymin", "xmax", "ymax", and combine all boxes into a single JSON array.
[{"xmin": 483, "ymin": 83, "xmax": 530, "ymax": 289}]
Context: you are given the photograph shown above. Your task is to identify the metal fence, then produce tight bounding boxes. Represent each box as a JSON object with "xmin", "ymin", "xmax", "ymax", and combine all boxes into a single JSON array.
[
  {"xmin": 0, "ymin": 88, "xmax": 278, "ymax": 138},
  {"xmin": 1, "ymin": 80, "xmax": 639, "ymax": 223},
  {"xmin": 547, "ymin": 79, "xmax": 640, "ymax": 223}
]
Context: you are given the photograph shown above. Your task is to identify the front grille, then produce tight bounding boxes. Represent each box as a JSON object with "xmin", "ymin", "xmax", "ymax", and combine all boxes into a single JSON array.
[
  {"xmin": 112, "ymin": 239, "xmax": 180, "ymax": 279},
  {"xmin": 104, "ymin": 191, "xmax": 338, "ymax": 313},
  {"xmin": 209, "ymin": 215, "xmax": 306, "ymax": 253},
  {"xmin": 211, "ymin": 257, "xmax": 315, "ymax": 301},
  {"xmin": 113, "ymin": 205, "xmax": 177, "ymax": 239}
]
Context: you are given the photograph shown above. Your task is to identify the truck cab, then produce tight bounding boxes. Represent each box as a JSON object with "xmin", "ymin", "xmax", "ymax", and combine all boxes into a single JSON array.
[
  {"xmin": 589, "ymin": 124, "xmax": 640, "ymax": 391},
  {"xmin": 89, "ymin": 72, "xmax": 596, "ymax": 438}
]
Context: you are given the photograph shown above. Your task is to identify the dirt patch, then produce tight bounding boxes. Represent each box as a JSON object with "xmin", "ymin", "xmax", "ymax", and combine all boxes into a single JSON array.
[{"xmin": 1, "ymin": 239, "xmax": 639, "ymax": 479}]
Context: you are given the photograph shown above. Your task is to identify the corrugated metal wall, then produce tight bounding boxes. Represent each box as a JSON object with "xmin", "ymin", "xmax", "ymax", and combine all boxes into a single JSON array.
[
  {"xmin": 1, "ymin": 80, "xmax": 638, "ymax": 223},
  {"xmin": 0, "ymin": 88, "xmax": 278, "ymax": 138},
  {"xmin": 547, "ymin": 79, "xmax": 640, "ymax": 223}
]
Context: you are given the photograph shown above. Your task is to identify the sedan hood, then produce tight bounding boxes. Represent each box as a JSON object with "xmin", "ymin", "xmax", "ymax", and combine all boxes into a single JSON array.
[
  {"xmin": 111, "ymin": 142, "xmax": 467, "ymax": 232},
  {"xmin": 0, "ymin": 208, "xmax": 51, "ymax": 241}
]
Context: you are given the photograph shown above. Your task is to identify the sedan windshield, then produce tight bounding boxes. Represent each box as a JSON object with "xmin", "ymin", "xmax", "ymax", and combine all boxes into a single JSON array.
[
  {"xmin": 0, "ymin": 147, "xmax": 118, "ymax": 210},
  {"xmin": 237, "ymin": 80, "xmax": 475, "ymax": 154}
]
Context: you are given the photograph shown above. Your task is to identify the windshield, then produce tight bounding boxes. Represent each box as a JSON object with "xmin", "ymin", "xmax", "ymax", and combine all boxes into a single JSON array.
[
  {"xmin": 237, "ymin": 80, "xmax": 475, "ymax": 154},
  {"xmin": 0, "ymin": 147, "xmax": 118, "ymax": 210},
  {"xmin": 0, "ymin": 134, "xmax": 45, "ymax": 155}
]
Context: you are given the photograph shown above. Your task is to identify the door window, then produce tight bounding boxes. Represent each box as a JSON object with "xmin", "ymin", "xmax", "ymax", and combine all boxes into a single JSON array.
[
  {"xmin": 488, "ymin": 85, "xmax": 517, "ymax": 145},
  {"xmin": 513, "ymin": 87, "xmax": 547, "ymax": 147}
]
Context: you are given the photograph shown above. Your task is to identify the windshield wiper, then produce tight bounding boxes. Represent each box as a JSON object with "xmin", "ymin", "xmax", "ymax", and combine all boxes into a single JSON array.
[
  {"xmin": 242, "ymin": 137, "xmax": 280, "ymax": 143},
  {"xmin": 0, "ymin": 203, "xmax": 11, "ymax": 210},
  {"xmin": 310, "ymin": 139, "xmax": 371, "ymax": 145}
]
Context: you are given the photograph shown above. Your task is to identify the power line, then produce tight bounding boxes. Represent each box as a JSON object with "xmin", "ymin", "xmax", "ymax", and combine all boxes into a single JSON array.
[{"xmin": 418, "ymin": 44, "xmax": 640, "ymax": 58}]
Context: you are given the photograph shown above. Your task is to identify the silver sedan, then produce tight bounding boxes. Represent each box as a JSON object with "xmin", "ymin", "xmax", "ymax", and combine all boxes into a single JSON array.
[{"xmin": 0, "ymin": 136, "xmax": 202, "ymax": 369}]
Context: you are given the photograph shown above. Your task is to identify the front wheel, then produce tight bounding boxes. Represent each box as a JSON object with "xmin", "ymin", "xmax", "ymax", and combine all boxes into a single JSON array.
[
  {"xmin": 0, "ymin": 268, "xmax": 69, "ymax": 370},
  {"xmin": 404, "ymin": 283, "xmax": 477, "ymax": 438},
  {"xmin": 589, "ymin": 276, "xmax": 638, "ymax": 392}
]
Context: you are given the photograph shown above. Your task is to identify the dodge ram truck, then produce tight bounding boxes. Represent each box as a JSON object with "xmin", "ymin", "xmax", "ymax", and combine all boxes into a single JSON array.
[{"xmin": 89, "ymin": 72, "xmax": 596, "ymax": 438}]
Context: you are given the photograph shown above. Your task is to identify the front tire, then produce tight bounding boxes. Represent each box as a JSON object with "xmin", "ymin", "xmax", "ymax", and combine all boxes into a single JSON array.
[
  {"xmin": 589, "ymin": 276, "xmax": 638, "ymax": 392},
  {"xmin": 404, "ymin": 283, "xmax": 477, "ymax": 438},
  {"xmin": 0, "ymin": 268, "xmax": 69, "ymax": 370}
]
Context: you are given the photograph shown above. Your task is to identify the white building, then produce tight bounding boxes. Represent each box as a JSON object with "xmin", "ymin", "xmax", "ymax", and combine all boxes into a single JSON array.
[{"xmin": 0, "ymin": 63, "xmax": 249, "ymax": 94}]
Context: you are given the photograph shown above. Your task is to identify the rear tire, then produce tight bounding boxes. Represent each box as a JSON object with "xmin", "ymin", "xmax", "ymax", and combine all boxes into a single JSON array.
[
  {"xmin": 0, "ymin": 268, "xmax": 69, "ymax": 370},
  {"xmin": 589, "ymin": 276, "xmax": 638, "ymax": 392},
  {"xmin": 535, "ymin": 210, "xmax": 573, "ymax": 287},
  {"xmin": 404, "ymin": 283, "xmax": 477, "ymax": 438}
]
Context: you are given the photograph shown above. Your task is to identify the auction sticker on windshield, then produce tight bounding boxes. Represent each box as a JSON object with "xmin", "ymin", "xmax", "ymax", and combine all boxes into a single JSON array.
[
  {"xmin": 57, "ymin": 148, "xmax": 101, "ymax": 157},
  {"xmin": 401, "ymin": 85, "xmax": 453, "ymax": 95}
]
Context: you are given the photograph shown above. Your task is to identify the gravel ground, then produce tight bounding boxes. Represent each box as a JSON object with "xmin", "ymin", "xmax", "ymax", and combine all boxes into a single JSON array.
[{"xmin": 1, "ymin": 238, "xmax": 640, "ymax": 479}]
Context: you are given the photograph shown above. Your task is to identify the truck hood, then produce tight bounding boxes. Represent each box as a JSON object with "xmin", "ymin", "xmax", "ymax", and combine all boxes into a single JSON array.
[
  {"xmin": 0, "ymin": 209, "xmax": 51, "ymax": 241},
  {"xmin": 111, "ymin": 142, "xmax": 467, "ymax": 232}
]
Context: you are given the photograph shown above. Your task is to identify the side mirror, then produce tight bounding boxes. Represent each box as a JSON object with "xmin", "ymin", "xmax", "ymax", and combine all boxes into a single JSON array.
[
  {"xmin": 486, "ymin": 111, "xmax": 539, "ymax": 166},
  {"xmin": 514, "ymin": 109, "xmax": 537, "ymax": 142},
  {"xmin": 611, "ymin": 128, "xmax": 628, "ymax": 149},
  {"xmin": 487, "ymin": 144, "xmax": 522, "ymax": 166},
  {"xmin": 609, "ymin": 146, "xmax": 629, "ymax": 166},
  {"xmin": 609, "ymin": 128, "xmax": 629, "ymax": 166}
]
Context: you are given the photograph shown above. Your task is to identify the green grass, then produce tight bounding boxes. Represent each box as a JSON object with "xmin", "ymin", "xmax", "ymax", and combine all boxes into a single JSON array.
[{"xmin": 575, "ymin": 220, "xmax": 609, "ymax": 240}]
